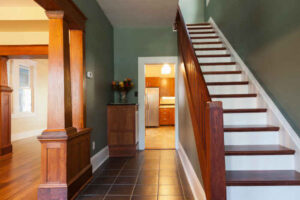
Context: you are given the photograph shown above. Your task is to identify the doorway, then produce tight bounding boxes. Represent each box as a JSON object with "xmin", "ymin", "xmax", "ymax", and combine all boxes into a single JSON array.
[{"xmin": 138, "ymin": 57, "xmax": 179, "ymax": 150}]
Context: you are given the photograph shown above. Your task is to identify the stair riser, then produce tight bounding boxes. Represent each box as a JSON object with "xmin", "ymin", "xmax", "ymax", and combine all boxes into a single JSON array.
[
  {"xmin": 194, "ymin": 44, "xmax": 224, "ymax": 48},
  {"xmin": 201, "ymin": 65, "xmax": 238, "ymax": 72},
  {"xmin": 192, "ymin": 38, "xmax": 220, "ymax": 42},
  {"xmin": 198, "ymin": 57, "xmax": 233, "ymax": 63},
  {"xmin": 208, "ymin": 85, "xmax": 249, "ymax": 94},
  {"xmin": 212, "ymin": 97, "xmax": 257, "ymax": 109},
  {"xmin": 226, "ymin": 155, "xmax": 294, "ymax": 170},
  {"xmin": 190, "ymin": 33, "xmax": 217, "ymax": 37},
  {"xmin": 204, "ymin": 74, "xmax": 243, "ymax": 82},
  {"xmin": 224, "ymin": 132, "xmax": 279, "ymax": 145},
  {"xmin": 224, "ymin": 113, "xmax": 267, "ymax": 126},
  {"xmin": 195, "ymin": 50, "xmax": 228, "ymax": 55},
  {"xmin": 227, "ymin": 186, "xmax": 300, "ymax": 200}
]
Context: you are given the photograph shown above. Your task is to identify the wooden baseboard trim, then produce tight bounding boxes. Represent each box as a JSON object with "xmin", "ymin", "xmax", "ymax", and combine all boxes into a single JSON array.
[{"xmin": 0, "ymin": 144, "xmax": 12, "ymax": 156}]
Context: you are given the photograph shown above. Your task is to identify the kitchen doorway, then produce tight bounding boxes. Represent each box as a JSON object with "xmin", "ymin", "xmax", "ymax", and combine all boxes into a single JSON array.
[{"xmin": 138, "ymin": 57, "xmax": 179, "ymax": 150}]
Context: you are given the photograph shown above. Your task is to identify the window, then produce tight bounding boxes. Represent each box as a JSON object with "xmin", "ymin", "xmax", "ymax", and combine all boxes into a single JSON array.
[{"xmin": 8, "ymin": 59, "xmax": 36, "ymax": 118}]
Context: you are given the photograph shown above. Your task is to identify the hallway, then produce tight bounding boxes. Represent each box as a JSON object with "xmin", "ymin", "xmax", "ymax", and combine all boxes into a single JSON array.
[
  {"xmin": 0, "ymin": 137, "xmax": 40, "ymax": 200},
  {"xmin": 77, "ymin": 150, "xmax": 193, "ymax": 200}
]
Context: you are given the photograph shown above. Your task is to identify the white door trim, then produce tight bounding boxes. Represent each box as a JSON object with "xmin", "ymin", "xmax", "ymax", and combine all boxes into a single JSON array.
[{"xmin": 138, "ymin": 56, "xmax": 179, "ymax": 150}]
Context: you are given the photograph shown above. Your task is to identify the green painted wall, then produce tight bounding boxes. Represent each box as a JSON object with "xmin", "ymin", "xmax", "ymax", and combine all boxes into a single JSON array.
[
  {"xmin": 179, "ymin": 0, "xmax": 205, "ymax": 23},
  {"xmin": 114, "ymin": 27, "xmax": 178, "ymax": 103},
  {"xmin": 206, "ymin": 0, "xmax": 300, "ymax": 136},
  {"xmin": 73, "ymin": 0, "xmax": 114, "ymax": 156}
]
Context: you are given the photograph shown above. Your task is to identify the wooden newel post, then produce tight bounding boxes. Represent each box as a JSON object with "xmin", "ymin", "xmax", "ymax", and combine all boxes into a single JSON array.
[
  {"xmin": 0, "ymin": 56, "xmax": 13, "ymax": 156},
  {"xmin": 37, "ymin": 10, "xmax": 92, "ymax": 200}
]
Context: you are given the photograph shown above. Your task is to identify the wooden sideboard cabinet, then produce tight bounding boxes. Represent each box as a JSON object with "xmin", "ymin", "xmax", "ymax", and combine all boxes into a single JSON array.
[{"xmin": 107, "ymin": 104, "xmax": 138, "ymax": 157}]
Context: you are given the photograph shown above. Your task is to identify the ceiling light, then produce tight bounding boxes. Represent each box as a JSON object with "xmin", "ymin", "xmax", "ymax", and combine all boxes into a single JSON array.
[{"xmin": 161, "ymin": 64, "xmax": 171, "ymax": 74}]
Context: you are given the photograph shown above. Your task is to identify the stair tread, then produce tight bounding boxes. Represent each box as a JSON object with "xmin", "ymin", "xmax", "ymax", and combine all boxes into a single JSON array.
[
  {"xmin": 187, "ymin": 23, "xmax": 211, "ymax": 26},
  {"xmin": 203, "ymin": 71, "xmax": 242, "ymax": 75},
  {"xmin": 195, "ymin": 47, "xmax": 226, "ymax": 51},
  {"xmin": 191, "ymin": 36, "xmax": 219, "ymax": 39},
  {"xmin": 211, "ymin": 93, "xmax": 257, "ymax": 98},
  {"xmin": 193, "ymin": 41, "xmax": 223, "ymax": 45},
  {"xmin": 189, "ymin": 31, "xmax": 216, "ymax": 34},
  {"xmin": 207, "ymin": 81, "xmax": 249, "ymax": 86},
  {"xmin": 223, "ymin": 108, "xmax": 267, "ymax": 113},
  {"xmin": 224, "ymin": 125, "xmax": 280, "ymax": 132},
  {"xmin": 225, "ymin": 145, "xmax": 295, "ymax": 155},
  {"xmin": 197, "ymin": 54, "xmax": 231, "ymax": 58},
  {"xmin": 226, "ymin": 170, "xmax": 300, "ymax": 186},
  {"xmin": 188, "ymin": 27, "xmax": 213, "ymax": 30},
  {"xmin": 199, "ymin": 62, "xmax": 237, "ymax": 66}
]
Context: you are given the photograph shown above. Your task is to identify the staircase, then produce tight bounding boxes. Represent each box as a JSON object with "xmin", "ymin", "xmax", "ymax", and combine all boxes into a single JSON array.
[{"xmin": 187, "ymin": 23, "xmax": 300, "ymax": 200}]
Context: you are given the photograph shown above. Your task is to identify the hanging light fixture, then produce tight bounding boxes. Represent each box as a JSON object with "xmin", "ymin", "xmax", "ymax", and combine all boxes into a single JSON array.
[{"xmin": 161, "ymin": 64, "xmax": 171, "ymax": 74}]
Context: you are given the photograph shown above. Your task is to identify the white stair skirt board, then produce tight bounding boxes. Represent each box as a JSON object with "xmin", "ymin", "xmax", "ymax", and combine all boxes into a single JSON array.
[
  {"xmin": 204, "ymin": 74, "xmax": 243, "ymax": 82},
  {"xmin": 195, "ymin": 50, "xmax": 228, "ymax": 55},
  {"xmin": 197, "ymin": 56, "xmax": 233, "ymax": 63},
  {"xmin": 192, "ymin": 38, "xmax": 220, "ymax": 43},
  {"xmin": 208, "ymin": 85, "xmax": 249, "ymax": 94},
  {"xmin": 194, "ymin": 44, "xmax": 224, "ymax": 48},
  {"xmin": 178, "ymin": 143, "xmax": 206, "ymax": 200},
  {"xmin": 227, "ymin": 186, "xmax": 300, "ymax": 200},
  {"xmin": 225, "ymin": 155, "xmax": 294, "ymax": 170},
  {"xmin": 190, "ymin": 33, "xmax": 217, "ymax": 37},
  {"xmin": 225, "ymin": 132, "xmax": 279, "ymax": 145},
  {"xmin": 223, "ymin": 112, "xmax": 267, "ymax": 126},
  {"xmin": 212, "ymin": 97, "xmax": 258, "ymax": 109},
  {"xmin": 209, "ymin": 17, "xmax": 300, "ymax": 171},
  {"xmin": 201, "ymin": 65, "xmax": 238, "ymax": 72},
  {"xmin": 91, "ymin": 146, "xmax": 109, "ymax": 173}
]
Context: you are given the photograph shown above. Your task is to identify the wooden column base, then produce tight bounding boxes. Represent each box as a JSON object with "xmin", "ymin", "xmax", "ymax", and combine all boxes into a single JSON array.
[
  {"xmin": 0, "ymin": 86, "xmax": 13, "ymax": 156},
  {"xmin": 38, "ymin": 128, "xmax": 92, "ymax": 200}
]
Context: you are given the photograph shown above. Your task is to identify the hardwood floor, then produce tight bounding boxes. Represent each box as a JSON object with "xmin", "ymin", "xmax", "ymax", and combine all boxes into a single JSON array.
[
  {"xmin": 0, "ymin": 137, "xmax": 40, "ymax": 200},
  {"xmin": 145, "ymin": 126, "xmax": 175, "ymax": 150}
]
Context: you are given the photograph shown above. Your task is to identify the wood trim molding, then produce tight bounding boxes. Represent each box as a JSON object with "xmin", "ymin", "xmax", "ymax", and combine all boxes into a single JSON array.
[
  {"xmin": 34, "ymin": 0, "xmax": 87, "ymax": 30},
  {"xmin": 0, "ymin": 45, "xmax": 48, "ymax": 57}
]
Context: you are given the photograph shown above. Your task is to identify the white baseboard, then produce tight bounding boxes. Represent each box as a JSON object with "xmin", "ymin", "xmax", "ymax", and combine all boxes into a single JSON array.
[
  {"xmin": 91, "ymin": 146, "xmax": 109, "ymax": 173},
  {"xmin": 178, "ymin": 143, "xmax": 206, "ymax": 200},
  {"xmin": 11, "ymin": 129, "xmax": 44, "ymax": 142},
  {"xmin": 209, "ymin": 17, "xmax": 300, "ymax": 171}
]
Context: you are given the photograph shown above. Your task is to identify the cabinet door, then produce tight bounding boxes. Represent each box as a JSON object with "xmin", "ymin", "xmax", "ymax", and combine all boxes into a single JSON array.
[
  {"xmin": 170, "ymin": 108, "xmax": 175, "ymax": 125},
  {"xmin": 160, "ymin": 78, "xmax": 175, "ymax": 97},
  {"xmin": 159, "ymin": 108, "xmax": 170, "ymax": 125},
  {"xmin": 146, "ymin": 77, "xmax": 160, "ymax": 87}
]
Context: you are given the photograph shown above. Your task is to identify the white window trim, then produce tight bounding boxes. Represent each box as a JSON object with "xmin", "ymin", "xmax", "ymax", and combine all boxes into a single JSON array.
[{"xmin": 9, "ymin": 59, "xmax": 37, "ymax": 119}]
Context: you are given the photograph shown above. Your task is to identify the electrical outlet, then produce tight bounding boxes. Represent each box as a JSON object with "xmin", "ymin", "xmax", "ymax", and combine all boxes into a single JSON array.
[{"xmin": 92, "ymin": 141, "xmax": 95, "ymax": 150}]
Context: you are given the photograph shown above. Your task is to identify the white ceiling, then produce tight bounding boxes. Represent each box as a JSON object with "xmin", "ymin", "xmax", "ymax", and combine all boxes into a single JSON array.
[
  {"xmin": 97, "ymin": 0, "xmax": 178, "ymax": 27},
  {"xmin": 0, "ymin": 0, "xmax": 39, "ymax": 7}
]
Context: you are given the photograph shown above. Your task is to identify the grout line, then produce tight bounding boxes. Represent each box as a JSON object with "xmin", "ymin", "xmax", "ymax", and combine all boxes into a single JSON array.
[
  {"xmin": 103, "ymin": 159, "xmax": 128, "ymax": 199},
  {"xmin": 130, "ymin": 155, "xmax": 143, "ymax": 199}
]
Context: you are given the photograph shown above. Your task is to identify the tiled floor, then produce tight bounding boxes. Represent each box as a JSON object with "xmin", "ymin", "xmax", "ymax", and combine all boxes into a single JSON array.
[
  {"xmin": 77, "ymin": 150, "xmax": 194, "ymax": 200},
  {"xmin": 145, "ymin": 126, "xmax": 175, "ymax": 150}
]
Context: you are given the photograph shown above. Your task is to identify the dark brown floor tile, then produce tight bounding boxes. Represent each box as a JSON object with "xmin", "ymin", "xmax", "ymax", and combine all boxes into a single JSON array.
[
  {"xmin": 159, "ymin": 185, "xmax": 183, "ymax": 196},
  {"xmin": 104, "ymin": 196, "xmax": 131, "ymax": 200},
  {"xmin": 158, "ymin": 196, "xmax": 184, "ymax": 200},
  {"xmin": 108, "ymin": 185, "xmax": 134, "ymax": 196},
  {"xmin": 114, "ymin": 176, "xmax": 137, "ymax": 185},
  {"xmin": 159, "ymin": 176, "xmax": 180, "ymax": 185},
  {"xmin": 119, "ymin": 169, "xmax": 140, "ymax": 177},
  {"xmin": 132, "ymin": 196, "xmax": 158, "ymax": 200},
  {"xmin": 140, "ymin": 170, "xmax": 159, "ymax": 177},
  {"xmin": 159, "ymin": 164, "xmax": 177, "ymax": 170},
  {"xmin": 137, "ymin": 176, "xmax": 159, "ymax": 185},
  {"xmin": 82, "ymin": 185, "xmax": 110, "ymax": 195},
  {"xmin": 133, "ymin": 185, "xmax": 158, "ymax": 196},
  {"xmin": 77, "ymin": 195, "xmax": 104, "ymax": 200},
  {"xmin": 142, "ymin": 164, "xmax": 160, "ymax": 170},
  {"xmin": 92, "ymin": 177, "xmax": 116, "ymax": 185},
  {"xmin": 98, "ymin": 170, "xmax": 120, "ymax": 177}
]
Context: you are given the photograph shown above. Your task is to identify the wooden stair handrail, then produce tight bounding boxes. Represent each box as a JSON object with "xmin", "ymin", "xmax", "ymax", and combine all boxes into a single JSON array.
[{"xmin": 176, "ymin": 7, "xmax": 226, "ymax": 200}]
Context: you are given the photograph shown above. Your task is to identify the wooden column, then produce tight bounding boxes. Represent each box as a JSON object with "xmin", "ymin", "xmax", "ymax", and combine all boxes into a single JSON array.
[
  {"xmin": 38, "ymin": 11, "xmax": 92, "ymax": 200},
  {"xmin": 70, "ymin": 30, "xmax": 86, "ymax": 129},
  {"xmin": 0, "ymin": 56, "xmax": 13, "ymax": 156}
]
